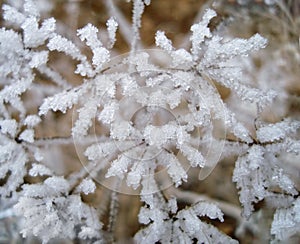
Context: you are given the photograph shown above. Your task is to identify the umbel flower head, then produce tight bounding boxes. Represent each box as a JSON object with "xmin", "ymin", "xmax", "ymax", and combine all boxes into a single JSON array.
[
  {"xmin": 32, "ymin": 6, "xmax": 270, "ymax": 194},
  {"xmin": 64, "ymin": 8, "xmax": 269, "ymax": 193}
]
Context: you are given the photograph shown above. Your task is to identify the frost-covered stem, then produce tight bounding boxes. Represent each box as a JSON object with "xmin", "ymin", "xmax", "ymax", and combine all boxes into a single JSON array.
[
  {"xmin": 107, "ymin": 180, "xmax": 120, "ymax": 241},
  {"xmin": 104, "ymin": 0, "xmax": 133, "ymax": 48},
  {"xmin": 179, "ymin": 0, "xmax": 215, "ymax": 49},
  {"xmin": 165, "ymin": 187, "xmax": 243, "ymax": 224},
  {"xmin": 33, "ymin": 136, "xmax": 76, "ymax": 146},
  {"xmin": 33, "ymin": 135, "xmax": 106, "ymax": 146},
  {"xmin": 131, "ymin": 0, "xmax": 146, "ymax": 53},
  {"xmin": 225, "ymin": 136, "xmax": 275, "ymax": 147}
]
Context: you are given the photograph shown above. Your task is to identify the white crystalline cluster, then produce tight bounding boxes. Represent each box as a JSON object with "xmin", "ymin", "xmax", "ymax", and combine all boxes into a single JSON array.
[{"xmin": 76, "ymin": 178, "xmax": 96, "ymax": 195}]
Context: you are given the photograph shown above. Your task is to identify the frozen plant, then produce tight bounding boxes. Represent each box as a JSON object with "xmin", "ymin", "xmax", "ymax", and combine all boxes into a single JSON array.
[{"xmin": 0, "ymin": 0, "xmax": 299, "ymax": 243}]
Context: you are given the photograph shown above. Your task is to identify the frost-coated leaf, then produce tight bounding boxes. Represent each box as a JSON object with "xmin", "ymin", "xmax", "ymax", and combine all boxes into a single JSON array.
[
  {"xmin": 77, "ymin": 23, "xmax": 110, "ymax": 71},
  {"xmin": 180, "ymin": 144, "xmax": 205, "ymax": 167},
  {"xmin": 92, "ymin": 47, "xmax": 110, "ymax": 70},
  {"xmin": 23, "ymin": 115, "xmax": 41, "ymax": 127},
  {"xmin": 233, "ymin": 147, "xmax": 266, "ymax": 218},
  {"xmin": 0, "ymin": 119, "xmax": 18, "ymax": 137},
  {"xmin": 22, "ymin": 17, "xmax": 56, "ymax": 48},
  {"xmin": 135, "ymin": 195, "xmax": 237, "ymax": 244},
  {"xmin": 48, "ymin": 34, "xmax": 83, "ymax": 60},
  {"xmin": 272, "ymin": 168, "xmax": 297, "ymax": 195},
  {"xmin": 24, "ymin": 0, "xmax": 39, "ymax": 17},
  {"xmin": 158, "ymin": 152, "xmax": 187, "ymax": 187},
  {"xmin": 192, "ymin": 201, "xmax": 224, "ymax": 222},
  {"xmin": 271, "ymin": 198, "xmax": 300, "ymax": 241},
  {"xmin": 248, "ymin": 145, "xmax": 264, "ymax": 170},
  {"xmin": 121, "ymin": 75, "xmax": 138, "ymax": 96},
  {"xmin": 0, "ymin": 75, "xmax": 33, "ymax": 106},
  {"xmin": 190, "ymin": 8, "xmax": 216, "ymax": 57},
  {"xmin": 44, "ymin": 176, "xmax": 70, "ymax": 194},
  {"xmin": 167, "ymin": 156, "xmax": 188, "ymax": 187},
  {"xmin": 155, "ymin": 31, "xmax": 173, "ymax": 52},
  {"xmin": 72, "ymin": 99, "xmax": 98, "ymax": 138},
  {"xmin": 77, "ymin": 23, "xmax": 102, "ymax": 48},
  {"xmin": 84, "ymin": 142, "xmax": 117, "ymax": 161},
  {"xmin": 78, "ymin": 226, "xmax": 102, "ymax": 240},
  {"xmin": 224, "ymin": 106, "xmax": 253, "ymax": 143},
  {"xmin": 98, "ymin": 101, "xmax": 118, "ymax": 124},
  {"xmin": 111, "ymin": 120, "xmax": 133, "ymax": 140},
  {"xmin": 105, "ymin": 155, "xmax": 132, "ymax": 179},
  {"xmin": 106, "ymin": 17, "xmax": 118, "ymax": 48},
  {"xmin": 0, "ymin": 140, "xmax": 27, "ymax": 197},
  {"xmin": 14, "ymin": 193, "xmax": 103, "ymax": 243},
  {"xmin": 2, "ymin": 4, "xmax": 25, "ymax": 25},
  {"xmin": 285, "ymin": 139, "xmax": 300, "ymax": 154},
  {"xmin": 144, "ymin": 125, "xmax": 168, "ymax": 148},
  {"xmin": 0, "ymin": 28, "xmax": 23, "ymax": 55},
  {"xmin": 19, "ymin": 128, "xmax": 34, "ymax": 143},
  {"xmin": 232, "ymin": 144, "xmax": 297, "ymax": 219},
  {"xmin": 257, "ymin": 119, "xmax": 300, "ymax": 143},
  {"xmin": 201, "ymin": 34, "xmax": 267, "ymax": 66},
  {"xmin": 39, "ymin": 87, "xmax": 84, "ymax": 115},
  {"xmin": 126, "ymin": 160, "xmax": 147, "ymax": 189},
  {"xmin": 29, "ymin": 163, "xmax": 53, "ymax": 177},
  {"xmin": 166, "ymin": 89, "xmax": 182, "ymax": 109},
  {"xmin": 76, "ymin": 178, "xmax": 96, "ymax": 195},
  {"xmin": 171, "ymin": 48, "xmax": 193, "ymax": 68}
]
